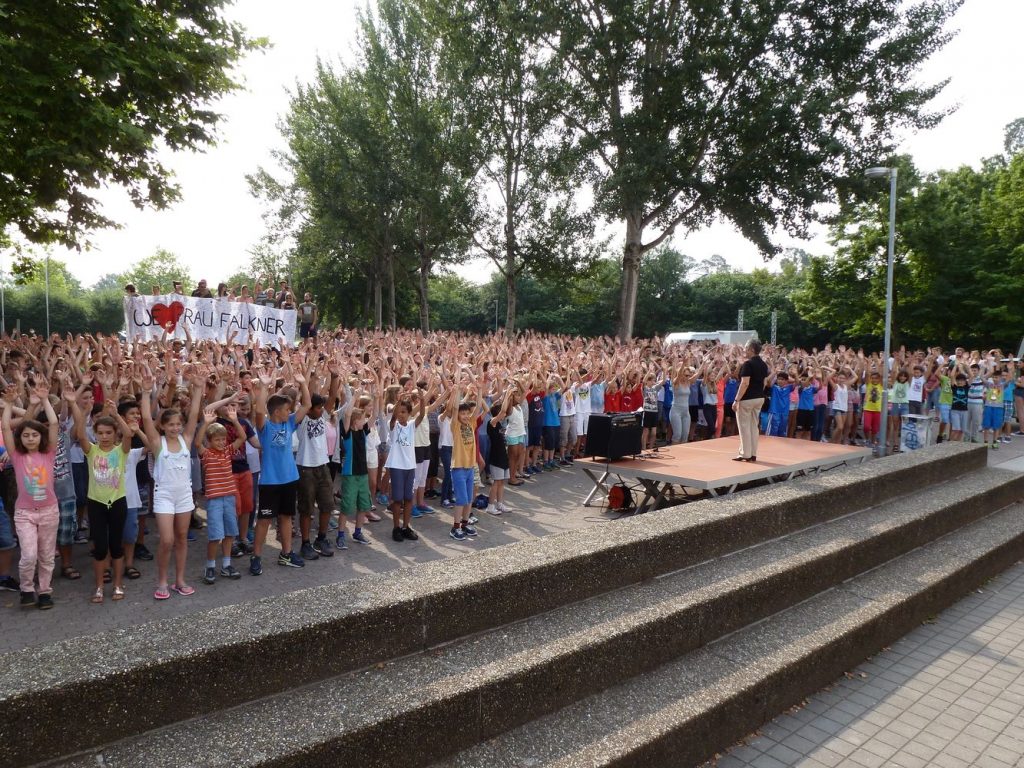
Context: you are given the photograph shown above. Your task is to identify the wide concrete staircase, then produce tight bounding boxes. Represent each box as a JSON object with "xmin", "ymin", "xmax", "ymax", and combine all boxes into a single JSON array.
[{"xmin": 7, "ymin": 442, "xmax": 1024, "ymax": 768}]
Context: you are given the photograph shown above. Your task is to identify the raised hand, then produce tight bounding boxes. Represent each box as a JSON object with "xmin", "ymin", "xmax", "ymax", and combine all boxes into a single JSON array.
[
  {"xmin": 2, "ymin": 384, "xmax": 19, "ymax": 404},
  {"xmin": 203, "ymin": 409, "xmax": 218, "ymax": 424}
]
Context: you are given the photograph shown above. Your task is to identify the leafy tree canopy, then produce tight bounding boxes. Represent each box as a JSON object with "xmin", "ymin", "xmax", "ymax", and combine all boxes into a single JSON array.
[{"xmin": 0, "ymin": 0, "xmax": 265, "ymax": 248}]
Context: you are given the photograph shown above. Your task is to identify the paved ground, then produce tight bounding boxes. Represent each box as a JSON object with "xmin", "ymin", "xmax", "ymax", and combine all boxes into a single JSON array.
[
  {"xmin": 708, "ymin": 561, "xmax": 1024, "ymax": 768},
  {"xmin": 0, "ymin": 464, "xmax": 611, "ymax": 654}
]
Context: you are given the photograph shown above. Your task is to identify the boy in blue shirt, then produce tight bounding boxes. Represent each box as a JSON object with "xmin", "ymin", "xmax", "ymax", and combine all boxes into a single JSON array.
[
  {"xmin": 542, "ymin": 381, "xmax": 561, "ymax": 470},
  {"xmin": 796, "ymin": 375, "xmax": 818, "ymax": 440},
  {"xmin": 251, "ymin": 371, "xmax": 311, "ymax": 575},
  {"xmin": 766, "ymin": 372, "xmax": 794, "ymax": 437}
]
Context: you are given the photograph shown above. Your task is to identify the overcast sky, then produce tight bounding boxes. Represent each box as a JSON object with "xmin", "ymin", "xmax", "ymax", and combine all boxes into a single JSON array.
[{"xmin": 52, "ymin": 0, "xmax": 1024, "ymax": 288}]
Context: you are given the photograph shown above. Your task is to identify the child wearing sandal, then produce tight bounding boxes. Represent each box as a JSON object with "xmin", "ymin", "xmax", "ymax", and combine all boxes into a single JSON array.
[
  {"xmin": 140, "ymin": 371, "xmax": 203, "ymax": 600},
  {"xmin": 67, "ymin": 395, "xmax": 133, "ymax": 604},
  {"xmin": 2, "ymin": 386, "xmax": 60, "ymax": 609},
  {"xmin": 117, "ymin": 400, "xmax": 147, "ymax": 583}
]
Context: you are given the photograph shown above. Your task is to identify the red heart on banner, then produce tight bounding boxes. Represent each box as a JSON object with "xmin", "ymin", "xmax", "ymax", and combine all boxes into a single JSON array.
[{"xmin": 151, "ymin": 301, "xmax": 185, "ymax": 333}]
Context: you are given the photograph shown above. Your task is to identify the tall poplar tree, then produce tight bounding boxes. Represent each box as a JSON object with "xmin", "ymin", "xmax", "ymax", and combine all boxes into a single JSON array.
[{"xmin": 537, "ymin": 0, "xmax": 961, "ymax": 339}]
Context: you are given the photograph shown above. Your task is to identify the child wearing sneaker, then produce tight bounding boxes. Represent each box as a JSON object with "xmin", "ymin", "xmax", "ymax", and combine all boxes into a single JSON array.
[
  {"xmin": 450, "ymin": 397, "xmax": 479, "ymax": 541},
  {"xmin": 1000, "ymin": 368, "xmax": 1015, "ymax": 443},
  {"xmin": 982, "ymin": 376, "xmax": 1004, "ymax": 449},
  {"xmin": 196, "ymin": 408, "xmax": 246, "ymax": 583},
  {"xmin": 296, "ymin": 388, "xmax": 341, "ymax": 561},
  {"xmin": 2, "ymin": 385, "xmax": 60, "ymax": 610},
  {"xmin": 384, "ymin": 390, "xmax": 425, "ymax": 542},
  {"xmin": 252, "ymin": 370, "xmax": 312, "ymax": 573},
  {"xmin": 340, "ymin": 407, "xmax": 373, "ymax": 545},
  {"xmin": 439, "ymin": 383, "xmax": 460, "ymax": 507},
  {"xmin": 485, "ymin": 389, "xmax": 514, "ymax": 516}
]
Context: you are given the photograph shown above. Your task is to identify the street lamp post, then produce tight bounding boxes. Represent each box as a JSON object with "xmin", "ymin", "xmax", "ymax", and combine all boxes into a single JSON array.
[
  {"xmin": 44, "ymin": 253, "xmax": 51, "ymax": 337},
  {"xmin": 865, "ymin": 166, "xmax": 898, "ymax": 457},
  {"xmin": 494, "ymin": 299, "xmax": 499, "ymax": 334}
]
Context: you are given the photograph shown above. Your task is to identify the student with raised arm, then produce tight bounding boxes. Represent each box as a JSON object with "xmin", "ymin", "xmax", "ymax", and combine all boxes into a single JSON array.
[
  {"xmin": 140, "ymin": 368, "xmax": 203, "ymax": 600},
  {"xmin": 251, "ymin": 368, "xmax": 311, "ymax": 573},
  {"xmin": 195, "ymin": 405, "xmax": 247, "ymax": 584},
  {"xmin": 448, "ymin": 388, "xmax": 480, "ymax": 541},
  {"xmin": 485, "ymin": 387, "xmax": 514, "ymax": 517},
  {"xmin": 66, "ymin": 392, "xmax": 133, "ymax": 604},
  {"xmin": 2, "ymin": 382, "xmax": 60, "ymax": 609},
  {"xmin": 384, "ymin": 386, "xmax": 426, "ymax": 542},
  {"xmin": 438, "ymin": 379, "xmax": 460, "ymax": 508}
]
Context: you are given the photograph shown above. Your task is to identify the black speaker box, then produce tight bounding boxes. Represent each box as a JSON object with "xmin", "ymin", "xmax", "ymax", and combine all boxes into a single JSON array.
[{"xmin": 585, "ymin": 412, "xmax": 643, "ymax": 460}]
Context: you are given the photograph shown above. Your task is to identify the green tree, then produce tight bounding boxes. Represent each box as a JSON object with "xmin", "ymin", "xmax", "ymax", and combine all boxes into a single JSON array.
[
  {"xmin": 790, "ymin": 148, "xmax": 1024, "ymax": 349},
  {"xmin": 0, "ymin": 1, "xmax": 264, "ymax": 248},
  {"xmin": 8, "ymin": 253, "xmax": 83, "ymax": 294},
  {"xmin": 88, "ymin": 290, "xmax": 128, "ymax": 334},
  {"xmin": 537, "ymin": 0, "xmax": 960, "ymax": 339},
  {"xmin": 92, "ymin": 273, "xmax": 125, "ymax": 292},
  {"xmin": 360, "ymin": 0, "xmax": 483, "ymax": 332},
  {"xmin": 429, "ymin": 273, "xmax": 488, "ymax": 333},
  {"xmin": 257, "ymin": 62, "xmax": 409, "ymax": 329},
  {"xmin": 122, "ymin": 249, "xmax": 192, "ymax": 294},
  {"xmin": 437, "ymin": 0, "xmax": 597, "ymax": 334},
  {"xmin": 4, "ymin": 286, "xmax": 90, "ymax": 336}
]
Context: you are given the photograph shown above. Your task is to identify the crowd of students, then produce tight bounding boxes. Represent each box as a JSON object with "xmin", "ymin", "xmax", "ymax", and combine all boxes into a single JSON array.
[{"xmin": 0, "ymin": 325, "xmax": 1020, "ymax": 610}]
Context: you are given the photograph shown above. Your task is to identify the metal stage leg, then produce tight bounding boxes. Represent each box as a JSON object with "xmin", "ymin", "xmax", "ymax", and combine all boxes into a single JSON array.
[
  {"xmin": 582, "ymin": 468, "xmax": 611, "ymax": 507},
  {"xmin": 634, "ymin": 479, "xmax": 671, "ymax": 514}
]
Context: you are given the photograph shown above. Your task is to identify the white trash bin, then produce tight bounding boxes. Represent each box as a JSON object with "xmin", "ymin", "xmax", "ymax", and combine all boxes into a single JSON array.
[{"xmin": 900, "ymin": 414, "xmax": 935, "ymax": 452}]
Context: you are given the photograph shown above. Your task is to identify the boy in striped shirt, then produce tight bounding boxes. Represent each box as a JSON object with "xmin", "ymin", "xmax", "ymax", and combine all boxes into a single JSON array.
[{"xmin": 197, "ymin": 406, "xmax": 247, "ymax": 584}]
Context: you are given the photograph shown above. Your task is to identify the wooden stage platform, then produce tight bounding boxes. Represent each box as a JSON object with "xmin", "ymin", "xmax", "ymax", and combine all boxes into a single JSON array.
[{"xmin": 577, "ymin": 436, "xmax": 871, "ymax": 512}]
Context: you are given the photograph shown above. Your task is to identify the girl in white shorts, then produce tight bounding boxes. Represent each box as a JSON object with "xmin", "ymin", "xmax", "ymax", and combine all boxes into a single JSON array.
[{"xmin": 141, "ymin": 379, "xmax": 202, "ymax": 600}]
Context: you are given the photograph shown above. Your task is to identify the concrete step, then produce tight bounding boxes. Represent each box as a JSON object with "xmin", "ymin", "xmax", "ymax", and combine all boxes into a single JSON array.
[
  {"xmin": 5, "ymin": 442, "xmax": 985, "ymax": 767},
  {"xmin": 40, "ymin": 465, "xmax": 1023, "ymax": 768},
  {"xmin": 433, "ymin": 502, "xmax": 1024, "ymax": 768}
]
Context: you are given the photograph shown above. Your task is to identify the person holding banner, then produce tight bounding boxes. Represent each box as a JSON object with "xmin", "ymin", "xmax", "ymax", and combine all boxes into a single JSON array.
[{"xmin": 298, "ymin": 293, "xmax": 319, "ymax": 339}]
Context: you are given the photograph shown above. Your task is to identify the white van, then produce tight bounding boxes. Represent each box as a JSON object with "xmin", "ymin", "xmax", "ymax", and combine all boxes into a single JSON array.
[{"xmin": 665, "ymin": 330, "xmax": 759, "ymax": 346}]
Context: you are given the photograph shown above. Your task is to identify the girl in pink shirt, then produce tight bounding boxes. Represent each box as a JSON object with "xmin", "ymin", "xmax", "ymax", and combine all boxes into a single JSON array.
[{"xmin": 2, "ymin": 385, "xmax": 60, "ymax": 609}]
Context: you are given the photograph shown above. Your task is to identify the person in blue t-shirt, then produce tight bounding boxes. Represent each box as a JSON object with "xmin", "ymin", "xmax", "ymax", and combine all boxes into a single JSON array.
[
  {"xmin": 542, "ymin": 382, "xmax": 561, "ymax": 470},
  {"xmin": 722, "ymin": 368, "xmax": 739, "ymax": 437},
  {"xmin": 251, "ymin": 371, "xmax": 311, "ymax": 575},
  {"xmin": 796, "ymin": 375, "xmax": 818, "ymax": 440},
  {"xmin": 661, "ymin": 377, "xmax": 674, "ymax": 442},
  {"xmin": 766, "ymin": 372, "xmax": 794, "ymax": 437}
]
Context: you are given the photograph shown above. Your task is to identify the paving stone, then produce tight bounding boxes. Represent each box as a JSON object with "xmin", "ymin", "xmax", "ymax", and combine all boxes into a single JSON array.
[{"xmin": 714, "ymin": 561, "xmax": 1024, "ymax": 768}]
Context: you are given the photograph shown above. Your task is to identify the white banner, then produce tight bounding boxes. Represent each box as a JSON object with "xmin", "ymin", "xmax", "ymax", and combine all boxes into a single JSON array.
[{"xmin": 124, "ymin": 295, "xmax": 297, "ymax": 348}]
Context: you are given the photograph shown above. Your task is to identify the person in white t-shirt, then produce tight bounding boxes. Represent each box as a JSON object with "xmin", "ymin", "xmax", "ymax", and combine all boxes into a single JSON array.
[
  {"xmin": 557, "ymin": 383, "xmax": 577, "ymax": 465},
  {"xmin": 384, "ymin": 391, "xmax": 425, "ymax": 542},
  {"xmin": 573, "ymin": 375, "xmax": 592, "ymax": 458},
  {"xmin": 907, "ymin": 365, "xmax": 926, "ymax": 416},
  {"xmin": 296, "ymin": 392, "xmax": 339, "ymax": 560}
]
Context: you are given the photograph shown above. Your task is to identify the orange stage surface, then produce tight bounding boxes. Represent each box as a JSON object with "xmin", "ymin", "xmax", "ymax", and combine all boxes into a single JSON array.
[{"xmin": 577, "ymin": 436, "xmax": 871, "ymax": 506}]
